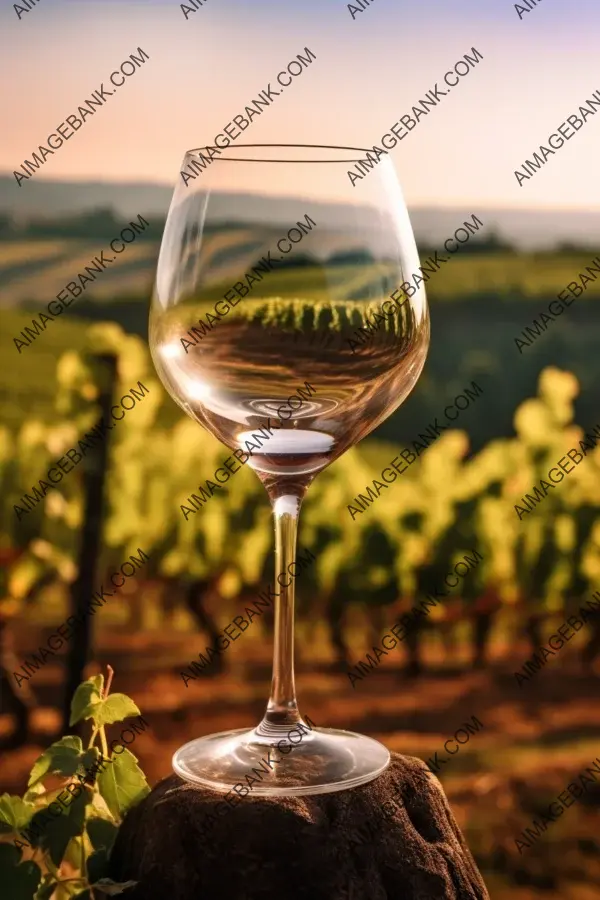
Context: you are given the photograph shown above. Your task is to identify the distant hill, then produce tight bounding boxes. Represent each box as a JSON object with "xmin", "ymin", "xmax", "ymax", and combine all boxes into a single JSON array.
[
  {"xmin": 410, "ymin": 207, "xmax": 600, "ymax": 252},
  {"xmin": 1, "ymin": 176, "xmax": 173, "ymax": 219},
  {"xmin": 1, "ymin": 174, "xmax": 600, "ymax": 249}
]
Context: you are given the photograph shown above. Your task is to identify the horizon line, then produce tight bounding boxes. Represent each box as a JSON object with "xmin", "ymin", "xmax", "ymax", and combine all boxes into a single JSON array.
[{"xmin": 0, "ymin": 172, "xmax": 599, "ymax": 216}]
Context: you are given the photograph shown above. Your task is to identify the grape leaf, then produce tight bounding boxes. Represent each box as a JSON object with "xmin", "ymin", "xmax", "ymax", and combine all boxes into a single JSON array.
[
  {"xmin": 91, "ymin": 694, "xmax": 141, "ymax": 728},
  {"xmin": 4, "ymin": 861, "xmax": 41, "ymax": 900},
  {"xmin": 69, "ymin": 675, "xmax": 104, "ymax": 726},
  {"xmin": 28, "ymin": 736, "xmax": 84, "ymax": 787},
  {"xmin": 0, "ymin": 794, "xmax": 37, "ymax": 834},
  {"xmin": 87, "ymin": 817, "xmax": 119, "ymax": 853},
  {"xmin": 79, "ymin": 746, "xmax": 103, "ymax": 784},
  {"xmin": 90, "ymin": 788, "xmax": 113, "ymax": 818},
  {"xmin": 23, "ymin": 783, "xmax": 46, "ymax": 803},
  {"xmin": 34, "ymin": 785, "xmax": 93, "ymax": 867},
  {"xmin": 0, "ymin": 844, "xmax": 41, "ymax": 900},
  {"xmin": 34, "ymin": 876, "xmax": 59, "ymax": 900},
  {"xmin": 97, "ymin": 748, "xmax": 150, "ymax": 819},
  {"xmin": 62, "ymin": 835, "xmax": 83, "ymax": 870},
  {"xmin": 92, "ymin": 879, "xmax": 138, "ymax": 896},
  {"xmin": 87, "ymin": 847, "xmax": 110, "ymax": 885},
  {"xmin": 0, "ymin": 842, "xmax": 22, "ymax": 867}
]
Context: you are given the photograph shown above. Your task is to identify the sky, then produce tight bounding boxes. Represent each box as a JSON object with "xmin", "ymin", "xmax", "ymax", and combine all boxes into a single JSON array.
[{"xmin": 1, "ymin": 0, "xmax": 599, "ymax": 209}]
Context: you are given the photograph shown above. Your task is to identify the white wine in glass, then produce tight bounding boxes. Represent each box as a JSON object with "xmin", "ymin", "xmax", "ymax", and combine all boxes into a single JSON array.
[{"xmin": 150, "ymin": 144, "xmax": 429, "ymax": 796}]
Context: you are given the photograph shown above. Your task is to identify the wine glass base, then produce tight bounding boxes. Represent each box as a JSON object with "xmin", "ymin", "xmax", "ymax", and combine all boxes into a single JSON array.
[{"xmin": 172, "ymin": 725, "xmax": 390, "ymax": 797}]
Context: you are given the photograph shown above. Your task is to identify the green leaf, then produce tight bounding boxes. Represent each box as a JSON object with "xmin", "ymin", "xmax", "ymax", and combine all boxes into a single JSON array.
[
  {"xmin": 34, "ymin": 876, "xmax": 59, "ymax": 900},
  {"xmin": 79, "ymin": 746, "xmax": 102, "ymax": 783},
  {"xmin": 33, "ymin": 785, "xmax": 93, "ymax": 867},
  {"xmin": 62, "ymin": 835, "xmax": 83, "ymax": 870},
  {"xmin": 91, "ymin": 694, "xmax": 141, "ymax": 728},
  {"xmin": 69, "ymin": 674, "xmax": 104, "ymax": 726},
  {"xmin": 90, "ymin": 789, "xmax": 113, "ymax": 819},
  {"xmin": 0, "ymin": 843, "xmax": 22, "ymax": 867},
  {"xmin": 23, "ymin": 783, "xmax": 46, "ymax": 803},
  {"xmin": 87, "ymin": 847, "xmax": 110, "ymax": 885},
  {"xmin": 0, "ymin": 844, "xmax": 41, "ymax": 900},
  {"xmin": 92, "ymin": 879, "xmax": 138, "ymax": 896},
  {"xmin": 97, "ymin": 748, "xmax": 150, "ymax": 820},
  {"xmin": 28, "ymin": 736, "xmax": 84, "ymax": 787},
  {"xmin": 0, "ymin": 794, "xmax": 37, "ymax": 834},
  {"xmin": 87, "ymin": 817, "xmax": 119, "ymax": 853}
]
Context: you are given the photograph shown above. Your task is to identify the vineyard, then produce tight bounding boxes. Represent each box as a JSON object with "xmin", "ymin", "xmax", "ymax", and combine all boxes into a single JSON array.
[
  {"xmin": 2, "ymin": 272, "xmax": 600, "ymax": 899},
  {"xmin": 2, "ymin": 314, "xmax": 600, "ymax": 668}
]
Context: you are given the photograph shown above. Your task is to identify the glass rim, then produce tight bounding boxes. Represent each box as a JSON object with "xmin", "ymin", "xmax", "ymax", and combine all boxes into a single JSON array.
[{"xmin": 183, "ymin": 143, "xmax": 375, "ymax": 164}]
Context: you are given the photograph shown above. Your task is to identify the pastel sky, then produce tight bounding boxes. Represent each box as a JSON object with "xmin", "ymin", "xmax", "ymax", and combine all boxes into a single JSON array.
[{"xmin": 1, "ymin": 0, "xmax": 599, "ymax": 209}]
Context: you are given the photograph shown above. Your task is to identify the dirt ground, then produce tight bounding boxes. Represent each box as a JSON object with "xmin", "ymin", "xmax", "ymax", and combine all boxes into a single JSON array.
[{"xmin": 1, "ymin": 626, "xmax": 600, "ymax": 899}]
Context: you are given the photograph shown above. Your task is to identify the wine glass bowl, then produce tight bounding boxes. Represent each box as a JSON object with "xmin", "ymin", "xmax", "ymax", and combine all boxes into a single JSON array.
[{"xmin": 150, "ymin": 144, "xmax": 429, "ymax": 795}]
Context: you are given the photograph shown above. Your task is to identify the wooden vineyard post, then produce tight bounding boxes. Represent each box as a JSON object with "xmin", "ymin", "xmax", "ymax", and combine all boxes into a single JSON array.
[{"xmin": 61, "ymin": 353, "xmax": 118, "ymax": 735}]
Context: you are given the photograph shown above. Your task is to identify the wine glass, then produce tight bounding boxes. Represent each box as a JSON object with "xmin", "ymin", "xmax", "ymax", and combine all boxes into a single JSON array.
[{"xmin": 150, "ymin": 143, "xmax": 429, "ymax": 796}]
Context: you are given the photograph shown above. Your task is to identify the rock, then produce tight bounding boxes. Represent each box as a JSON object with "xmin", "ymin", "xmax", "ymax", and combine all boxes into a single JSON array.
[{"xmin": 109, "ymin": 752, "xmax": 489, "ymax": 900}]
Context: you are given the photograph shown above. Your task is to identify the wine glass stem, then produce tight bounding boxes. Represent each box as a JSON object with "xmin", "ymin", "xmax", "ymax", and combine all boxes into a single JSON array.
[{"xmin": 258, "ymin": 493, "xmax": 303, "ymax": 734}]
